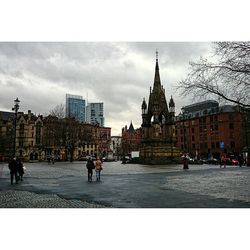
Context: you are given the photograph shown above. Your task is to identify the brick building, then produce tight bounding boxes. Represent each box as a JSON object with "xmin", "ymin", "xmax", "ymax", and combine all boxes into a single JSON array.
[
  {"xmin": 121, "ymin": 121, "xmax": 142, "ymax": 156},
  {"xmin": 175, "ymin": 100, "xmax": 245, "ymax": 159}
]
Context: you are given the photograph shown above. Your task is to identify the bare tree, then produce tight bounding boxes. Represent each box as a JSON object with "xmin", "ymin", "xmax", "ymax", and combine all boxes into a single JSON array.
[
  {"xmin": 49, "ymin": 104, "xmax": 65, "ymax": 119},
  {"xmin": 178, "ymin": 42, "xmax": 250, "ymax": 108}
]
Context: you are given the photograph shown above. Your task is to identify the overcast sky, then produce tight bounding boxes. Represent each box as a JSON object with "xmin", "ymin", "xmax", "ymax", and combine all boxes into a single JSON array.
[{"xmin": 0, "ymin": 42, "xmax": 213, "ymax": 135}]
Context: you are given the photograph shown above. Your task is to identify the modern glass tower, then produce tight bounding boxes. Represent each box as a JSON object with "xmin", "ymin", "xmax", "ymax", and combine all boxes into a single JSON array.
[
  {"xmin": 66, "ymin": 94, "xmax": 86, "ymax": 122},
  {"xmin": 86, "ymin": 102, "xmax": 104, "ymax": 127}
]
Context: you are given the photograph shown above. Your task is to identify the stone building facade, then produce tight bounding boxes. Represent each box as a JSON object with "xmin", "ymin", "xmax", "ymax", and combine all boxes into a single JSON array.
[
  {"xmin": 110, "ymin": 136, "xmax": 122, "ymax": 160},
  {"xmin": 0, "ymin": 110, "xmax": 43, "ymax": 161},
  {"xmin": 0, "ymin": 110, "xmax": 110, "ymax": 162}
]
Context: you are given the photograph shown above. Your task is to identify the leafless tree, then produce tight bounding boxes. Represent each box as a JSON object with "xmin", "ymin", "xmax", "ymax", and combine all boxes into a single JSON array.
[
  {"xmin": 49, "ymin": 104, "xmax": 65, "ymax": 119},
  {"xmin": 178, "ymin": 42, "xmax": 250, "ymax": 108}
]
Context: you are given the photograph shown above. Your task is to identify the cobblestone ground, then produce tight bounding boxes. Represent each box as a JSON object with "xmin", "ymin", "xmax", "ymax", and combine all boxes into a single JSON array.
[{"xmin": 0, "ymin": 190, "xmax": 107, "ymax": 208}]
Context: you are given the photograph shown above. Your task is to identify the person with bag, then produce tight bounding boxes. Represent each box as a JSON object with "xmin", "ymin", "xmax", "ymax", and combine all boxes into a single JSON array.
[
  {"xmin": 8, "ymin": 157, "xmax": 18, "ymax": 185},
  {"xmin": 95, "ymin": 157, "xmax": 103, "ymax": 181},
  {"xmin": 86, "ymin": 157, "xmax": 95, "ymax": 182},
  {"xmin": 16, "ymin": 157, "xmax": 24, "ymax": 182}
]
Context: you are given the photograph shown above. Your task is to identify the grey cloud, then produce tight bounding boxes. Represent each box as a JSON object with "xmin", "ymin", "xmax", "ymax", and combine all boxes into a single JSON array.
[{"xmin": 0, "ymin": 42, "xmax": 212, "ymax": 135}]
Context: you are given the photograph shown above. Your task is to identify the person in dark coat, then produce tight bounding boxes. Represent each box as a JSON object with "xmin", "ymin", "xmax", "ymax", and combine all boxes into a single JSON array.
[
  {"xmin": 8, "ymin": 157, "xmax": 18, "ymax": 185},
  {"xmin": 86, "ymin": 158, "xmax": 95, "ymax": 182},
  {"xmin": 183, "ymin": 154, "xmax": 189, "ymax": 170},
  {"xmin": 16, "ymin": 158, "xmax": 24, "ymax": 181},
  {"xmin": 238, "ymin": 154, "xmax": 243, "ymax": 167}
]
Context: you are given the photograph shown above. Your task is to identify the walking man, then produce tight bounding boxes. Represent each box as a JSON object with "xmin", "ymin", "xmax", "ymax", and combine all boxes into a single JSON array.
[
  {"xmin": 8, "ymin": 157, "xmax": 18, "ymax": 185},
  {"xmin": 86, "ymin": 157, "xmax": 95, "ymax": 182}
]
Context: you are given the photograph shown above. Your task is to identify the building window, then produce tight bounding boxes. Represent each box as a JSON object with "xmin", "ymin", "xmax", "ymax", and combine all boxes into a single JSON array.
[
  {"xmin": 229, "ymin": 123, "xmax": 234, "ymax": 129},
  {"xmin": 192, "ymin": 135, "xmax": 195, "ymax": 141},
  {"xmin": 19, "ymin": 123, "xmax": 24, "ymax": 137},
  {"xmin": 192, "ymin": 144, "xmax": 195, "ymax": 149},
  {"xmin": 216, "ymin": 142, "xmax": 220, "ymax": 148},
  {"xmin": 231, "ymin": 141, "xmax": 235, "ymax": 148},
  {"xmin": 210, "ymin": 116, "xmax": 213, "ymax": 122},
  {"xmin": 192, "ymin": 128, "xmax": 194, "ymax": 133}
]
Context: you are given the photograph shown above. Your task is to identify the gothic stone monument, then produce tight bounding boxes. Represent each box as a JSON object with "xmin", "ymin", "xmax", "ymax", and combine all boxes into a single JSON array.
[{"xmin": 139, "ymin": 52, "xmax": 180, "ymax": 164}]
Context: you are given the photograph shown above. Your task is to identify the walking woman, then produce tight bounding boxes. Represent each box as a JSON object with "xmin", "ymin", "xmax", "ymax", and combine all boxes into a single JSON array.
[
  {"xmin": 95, "ymin": 157, "xmax": 103, "ymax": 181},
  {"xmin": 17, "ymin": 158, "xmax": 24, "ymax": 181}
]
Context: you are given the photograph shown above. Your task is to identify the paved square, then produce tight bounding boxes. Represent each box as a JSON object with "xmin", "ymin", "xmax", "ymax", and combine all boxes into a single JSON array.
[{"xmin": 0, "ymin": 161, "xmax": 250, "ymax": 208}]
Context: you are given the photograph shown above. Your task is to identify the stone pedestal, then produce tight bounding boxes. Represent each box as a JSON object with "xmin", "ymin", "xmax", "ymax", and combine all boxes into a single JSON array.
[{"xmin": 139, "ymin": 140, "xmax": 181, "ymax": 165}]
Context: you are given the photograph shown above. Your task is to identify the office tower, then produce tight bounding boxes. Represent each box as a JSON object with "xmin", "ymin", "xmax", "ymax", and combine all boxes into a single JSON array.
[
  {"xmin": 86, "ymin": 102, "xmax": 104, "ymax": 127},
  {"xmin": 66, "ymin": 94, "xmax": 86, "ymax": 122}
]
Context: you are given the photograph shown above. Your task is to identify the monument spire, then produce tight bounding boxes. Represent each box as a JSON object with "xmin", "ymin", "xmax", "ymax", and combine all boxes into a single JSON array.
[{"xmin": 153, "ymin": 49, "xmax": 161, "ymax": 90}]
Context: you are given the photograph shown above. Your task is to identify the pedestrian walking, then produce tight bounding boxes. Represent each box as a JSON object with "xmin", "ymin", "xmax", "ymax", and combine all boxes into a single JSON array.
[
  {"xmin": 51, "ymin": 154, "xmax": 55, "ymax": 164},
  {"xmin": 47, "ymin": 155, "xmax": 51, "ymax": 164},
  {"xmin": 238, "ymin": 154, "xmax": 243, "ymax": 167},
  {"xmin": 86, "ymin": 157, "xmax": 95, "ymax": 182},
  {"xmin": 220, "ymin": 155, "xmax": 226, "ymax": 168},
  {"xmin": 16, "ymin": 157, "xmax": 24, "ymax": 181},
  {"xmin": 8, "ymin": 157, "xmax": 18, "ymax": 185},
  {"xmin": 183, "ymin": 154, "xmax": 189, "ymax": 170},
  {"xmin": 95, "ymin": 157, "xmax": 103, "ymax": 181}
]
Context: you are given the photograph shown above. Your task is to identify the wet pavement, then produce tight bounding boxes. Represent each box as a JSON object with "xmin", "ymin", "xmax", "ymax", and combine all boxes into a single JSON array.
[{"xmin": 0, "ymin": 161, "xmax": 250, "ymax": 208}]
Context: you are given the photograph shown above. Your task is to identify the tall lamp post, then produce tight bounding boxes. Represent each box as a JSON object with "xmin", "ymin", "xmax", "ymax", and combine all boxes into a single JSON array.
[
  {"xmin": 12, "ymin": 98, "xmax": 20, "ymax": 157},
  {"xmin": 181, "ymin": 109, "xmax": 186, "ymax": 154},
  {"xmin": 244, "ymin": 108, "xmax": 250, "ymax": 166}
]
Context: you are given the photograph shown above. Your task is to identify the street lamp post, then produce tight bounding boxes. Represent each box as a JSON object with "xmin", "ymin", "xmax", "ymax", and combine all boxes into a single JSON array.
[
  {"xmin": 181, "ymin": 110, "xmax": 186, "ymax": 154},
  {"xmin": 12, "ymin": 98, "xmax": 20, "ymax": 157},
  {"xmin": 244, "ymin": 108, "xmax": 250, "ymax": 166}
]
